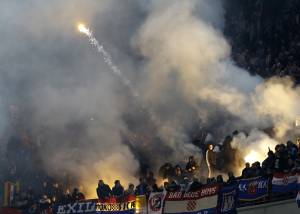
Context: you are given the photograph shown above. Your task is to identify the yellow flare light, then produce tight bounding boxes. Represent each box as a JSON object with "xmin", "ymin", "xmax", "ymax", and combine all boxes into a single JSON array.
[
  {"xmin": 77, "ymin": 23, "xmax": 90, "ymax": 36},
  {"xmin": 244, "ymin": 150, "xmax": 259, "ymax": 164}
]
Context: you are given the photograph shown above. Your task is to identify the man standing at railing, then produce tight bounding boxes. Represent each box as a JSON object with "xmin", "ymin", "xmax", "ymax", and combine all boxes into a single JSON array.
[
  {"xmin": 112, "ymin": 180, "xmax": 124, "ymax": 198},
  {"xmin": 96, "ymin": 180, "xmax": 112, "ymax": 200},
  {"xmin": 206, "ymin": 144, "xmax": 216, "ymax": 178}
]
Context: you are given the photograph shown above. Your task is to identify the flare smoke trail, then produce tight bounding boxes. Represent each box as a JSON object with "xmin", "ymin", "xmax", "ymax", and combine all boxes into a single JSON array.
[
  {"xmin": 78, "ymin": 23, "xmax": 131, "ymax": 87},
  {"xmin": 77, "ymin": 23, "xmax": 169, "ymax": 132}
]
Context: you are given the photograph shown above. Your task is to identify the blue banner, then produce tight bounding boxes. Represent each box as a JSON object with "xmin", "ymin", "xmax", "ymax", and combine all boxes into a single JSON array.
[
  {"xmin": 238, "ymin": 177, "xmax": 269, "ymax": 201},
  {"xmin": 218, "ymin": 185, "xmax": 237, "ymax": 214}
]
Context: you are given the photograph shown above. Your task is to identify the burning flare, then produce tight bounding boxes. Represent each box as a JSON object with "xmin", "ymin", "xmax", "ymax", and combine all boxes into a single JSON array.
[{"xmin": 77, "ymin": 23, "xmax": 91, "ymax": 36}]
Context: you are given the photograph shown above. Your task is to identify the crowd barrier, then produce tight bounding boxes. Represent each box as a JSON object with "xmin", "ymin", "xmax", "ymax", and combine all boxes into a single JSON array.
[{"xmin": 2, "ymin": 173, "xmax": 300, "ymax": 214}]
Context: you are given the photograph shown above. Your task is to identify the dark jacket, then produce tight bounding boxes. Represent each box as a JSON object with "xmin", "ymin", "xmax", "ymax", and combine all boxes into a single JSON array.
[
  {"xmin": 112, "ymin": 185, "xmax": 124, "ymax": 197},
  {"xmin": 97, "ymin": 184, "xmax": 112, "ymax": 199},
  {"xmin": 135, "ymin": 183, "xmax": 149, "ymax": 196}
]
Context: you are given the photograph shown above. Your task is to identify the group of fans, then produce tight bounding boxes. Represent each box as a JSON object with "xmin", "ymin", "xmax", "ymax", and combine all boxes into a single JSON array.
[
  {"xmin": 3, "ymin": 135, "xmax": 300, "ymax": 213},
  {"xmin": 242, "ymin": 140, "xmax": 300, "ymax": 178},
  {"xmin": 95, "ymin": 138, "xmax": 300, "ymax": 203},
  {"xmin": 225, "ymin": 0, "xmax": 300, "ymax": 81}
]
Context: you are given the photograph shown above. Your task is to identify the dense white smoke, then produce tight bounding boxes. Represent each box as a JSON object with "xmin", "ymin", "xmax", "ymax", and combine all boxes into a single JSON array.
[
  {"xmin": 231, "ymin": 130, "xmax": 278, "ymax": 163},
  {"xmin": 135, "ymin": 0, "xmax": 299, "ymax": 139},
  {"xmin": 1, "ymin": 0, "xmax": 300, "ymax": 198},
  {"xmin": 134, "ymin": 0, "xmax": 300, "ymax": 170}
]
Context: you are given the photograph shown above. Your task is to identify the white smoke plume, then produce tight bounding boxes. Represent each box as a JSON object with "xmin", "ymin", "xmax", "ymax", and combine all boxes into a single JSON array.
[
  {"xmin": 135, "ymin": 0, "xmax": 299, "ymax": 139},
  {"xmin": 231, "ymin": 130, "xmax": 278, "ymax": 165},
  {"xmin": 1, "ymin": 0, "xmax": 300, "ymax": 198}
]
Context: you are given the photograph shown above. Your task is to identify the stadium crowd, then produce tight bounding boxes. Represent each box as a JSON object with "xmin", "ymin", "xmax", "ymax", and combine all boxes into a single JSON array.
[
  {"xmin": 225, "ymin": 0, "xmax": 300, "ymax": 81},
  {"xmin": 6, "ymin": 136, "xmax": 300, "ymax": 212}
]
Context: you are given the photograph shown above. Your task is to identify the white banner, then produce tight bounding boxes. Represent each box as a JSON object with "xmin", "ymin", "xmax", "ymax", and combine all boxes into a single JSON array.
[
  {"xmin": 163, "ymin": 186, "xmax": 219, "ymax": 214},
  {"xmin": 148, "ymin": 191, "xmax": 167, "ymax": 214}
]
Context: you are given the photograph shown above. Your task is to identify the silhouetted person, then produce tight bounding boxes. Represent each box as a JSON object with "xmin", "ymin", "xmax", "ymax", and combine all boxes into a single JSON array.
[
  {"xmin": 174, "ymin": 165, "xmax": 185, "ymax": 184},
  {"xmin": 186, "ymin": 156, "xmax": 199, "ymax": 176},
  {"xmin": 38, "ymin": 194, "xmax": 51, "ymax": 211},
  {"xmin": 242, "ymin": 162, "xmax": 252, "ymax": 178},
  {"xmin": 159, "ymin": 163, "xmax": 175, "ymax": 181},
  {"xmin": 135, "ymin": 178, "xmax": 149, "ymax": 196},
  {"xmin": 227, "ymin": 171, "xmax": 237, "ymax": 185},
  {"xmin": 216, "ymin": 175, "xmax": 224, "ymax": 184},
  {"xmin": 97, "ymin": 180, "xmax": 112, "ymax": 200},
  {"xmin": 124, "ymin": 184, "xmax": 135, "ymax": 196},
  {"xmin": 71, "ymin": 188, "xmax": 85, "ymax": 202},
  {"xmin": 188, "ymin": 178, "xmax": 203, "ymax": 192},
  {"xmin": 146, "ymin": 171, "xmax": 157, "ymax": 187},
  {"xmin": 112, "ymin": 180, "xmax": 124, "ymax": 197},
  {"xmin": 262, "ymin": 150, "xmax": 275, "ymax": 171},
  {"xmin": 168, "ymin": 180, "xmax": 180, "ymax": 192},
  {"xmin": 61, "ymin": 189, "xmax": 72, "ymax": 204},
  {"xmin": 163, "ymin": 182, "xmax": 170, "ymax": 191}
]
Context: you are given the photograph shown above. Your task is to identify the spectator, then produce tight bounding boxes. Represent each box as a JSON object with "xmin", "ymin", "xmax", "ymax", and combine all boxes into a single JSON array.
[
  {"xmin": 135, "ymin": 178, "xmax": 149, "ymax": 196},
  {"xmin": 206, "ymin": 177, "xmax": 217, "ymax": 185},
  {"xmin": 97, "ymin": 180, "xmax": 112, "ymax": 200},
  {"xmin": 38, "ymin": 194, "xmax": 51, "ymax": 211},
  {"xmin": 15, "ymin": 192, "xmax": 31, "ymax": 210},
  {"xmin": 180, "ymin": 177, "xmax": 191, "ymax": 192},
  {"xmin": 25, "ymin": 187, "xmax": 36, "ymax": 206},
  {"xmin": 41, "ymin": 181, "xmax": 51, "ymax": 198},
  {"xmin": 61, "ymin": 189, "xmax": 72, "ymax": 204},
  {"xmin": 50, "ymin": 182, "xmax": 63, "ymax": 203},
  {"xmin": 188, "ymin": 178, "xmax": 203, "ymax": 192},
  {"xmin": 242, "ymin": 162, "xmax": 252, "ymax": 178},
  {"xmin": 112, "ymin": 180, "xmax": 124, "ymax": 198},
  {"xmin": 185, "ymin": 156, "xmax": 199, "ymax": 176},
  {"xmin": 71, "ymin": 188, "xmax": 85, "ymax": 202},
  {"xmin": 274, "ymin": 144, "xmax": 289, "ymax": 172},
  {"xmin": 158, "ymin": 163, "xmax": 175, "ymax": 181},
  {"xmin": 174, "ymin": 165, "xmax": 185, "ymax": 184},
  {"xmin": 216, "ymin": 175, "xmax": 224, "ymax": 184},
  {"xmin": 251, "ymin": 161, "xmax": 264, "ymax": 177},
  {"xmin": 124, "ymin": 183, "xmax": 135, "ymax": 196},
  {"xmin": 146, "ymin": 171, "xmax": 156, "ymax": 187},
  {"xmin": 227, "ymin": 171, "xmax": 237, "ymax": 185},
  {"xmin": 287, "ymin": 140, "xmax": 298, "ymax": 161},
  {"xmin": 163, "ymin": 182, "xmax": 170, "ymax": 192},
  {"xmin": 151, "ymin": 183, "xmax": 161, "ymax": 192},
  {"xmin": 262, "ymin": 150, "xmax": 275, "ymax": 171},
  {"xmin": 167, "ymin": 180, "xmax": 180, "ymax": 192}
]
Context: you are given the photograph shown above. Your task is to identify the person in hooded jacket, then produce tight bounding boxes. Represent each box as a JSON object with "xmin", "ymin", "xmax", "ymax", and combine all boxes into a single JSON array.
[
  {"xmin": 97, "ymin": 180, "xmax": 112, "ymax": 200},
  {"xmin": 112, "ymin": 180, "xmax": 124, "ymax": 198}
]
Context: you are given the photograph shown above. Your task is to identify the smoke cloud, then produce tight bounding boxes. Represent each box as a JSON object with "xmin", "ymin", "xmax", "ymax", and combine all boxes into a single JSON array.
[{"xmin": 1, "ymin": 0, "xmax": 300, "ymax": 197}]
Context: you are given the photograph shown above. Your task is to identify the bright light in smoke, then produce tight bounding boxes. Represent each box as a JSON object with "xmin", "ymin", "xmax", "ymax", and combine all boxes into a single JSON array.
[
  {"xmin": 77, "ymin": 23, "xmax": 90, "ymax": 36},
  {"xmin": 244, "ymin": 150, "xmax": 259, "ymax": 164}
]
